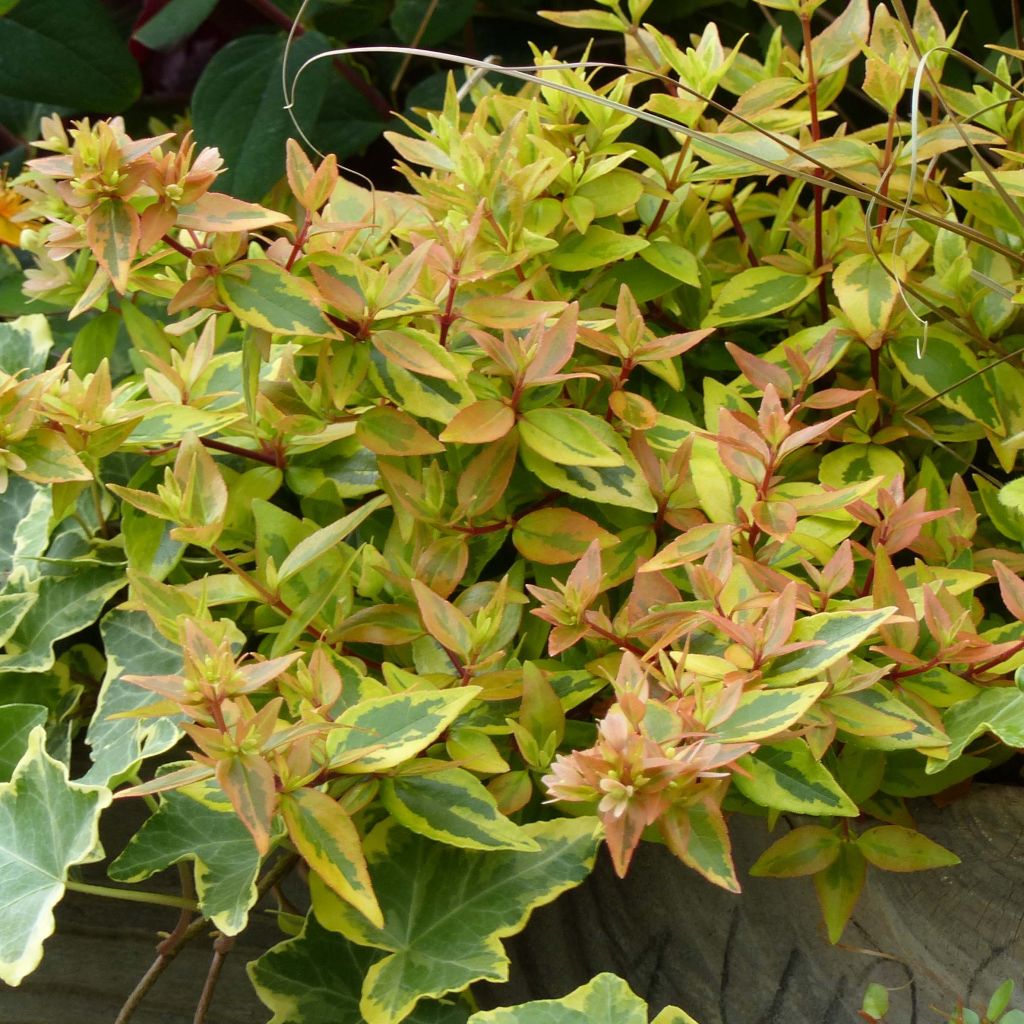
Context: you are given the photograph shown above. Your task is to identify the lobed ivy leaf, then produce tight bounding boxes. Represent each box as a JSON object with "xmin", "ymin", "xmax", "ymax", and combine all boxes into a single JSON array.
[
  {"xmin": 0, "ymin": 704, "xmax": 47, "ymax": 782},
  {"xmin": 0, "ymin": 727, "xmax": 111, "ymax": 986},
  {"xmin": 468, "ymin": 972, "xmax": 697, "ymax": 1024},
  {"xmin": 82, "ymin": 610, "xmax": 184, "ymax": 786},
  {"xmin": 108, "ymin": 779, "xmax": 260, "ymax": 934},
  {"xmin": 311, "ymin": 818, "xmax": 600, "ymax": 1024},
  {"xmin": 250, "ymin": 912, "xmax": 470, "ymax": 1024},
  {"xmin": 935, "ymin": 686, "xmax": 1024, "ymax": 769}
]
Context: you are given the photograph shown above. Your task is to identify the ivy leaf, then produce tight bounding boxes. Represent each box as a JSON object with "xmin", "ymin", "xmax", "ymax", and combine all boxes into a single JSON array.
[
  {"xmin": 938, "ymin": 686, "xmax": 1024, "ymax": 768},
  {"xmin": 108, "ymin": 779, "xmax": 260, "ymax": 934},
  {"xmin": 735, "ymin": 739, "xmax": 858, "ymax": 816},
  {"xmin": 0, "ymin": 476, "xmax": 51, "ymax": 585},
  {"xmin": 0, "ymin": 727, "xmax": 111, "ymax": 986},
  {"xmin": 381, "ymin": 767, "xmax": 541, "ymax": 852},
  {"xmin": 0, "ymin": 704, "xmax": 47, "ymax": 781},
  {"xmin": 855, "ymin": 825, "xmax": 959, "ymax": 872},
  {"xmin": 311, "ymin": 818, "xmax": 600, "ymax": 1024},
  {"xmin": 82, "ymin": 610, "xmax": 184, "ymax": 786},
  {"xmin": 250, "ymin": 912, "xmax": 470, "ymax": 1024},
  {"xmin": 326, "ymin": 688, "xmax": 481, "ymax": 773},
  {"xmin": 0, "ymin": 563, "xmax": 124, "ymax": 674},
  {"xmin": 0, "ymin": 314, "xmax": 52, "ymax": 375},
  {"xmin": 468, "ymin": 972, "xmax": 688, "ymax": 1024}
]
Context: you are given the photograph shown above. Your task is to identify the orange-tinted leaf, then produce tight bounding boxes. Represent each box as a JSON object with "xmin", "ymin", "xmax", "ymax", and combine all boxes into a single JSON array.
[
  {"xmin": 356, "ymin": 406, "xmax": 444, "ymax": 456},
  {"xmin": 440, "ymin": 399, "xmax": 515, "ymax": 444},
  {"xmin": 411, "ymin": 579, "xmax": 474, "ymax": 660},
  {"xmin": 87, "ymin": 199, "xmax": 139, "ymax": 293},
  {"xmin": 176, "ymin": 192, "xmax": 290, "ymax": 231},
  {"xmin": 512, "ymin": 508, "xmax": 615, "ymax": 565},
  {"xmin": 216, "ymin": 753, "xmax": 276, "ymax": 855},
  {"xmin": 456, "ymin": 431, "xmax": 518, "ymax": 518},
  {"xmin": 281, "ymin": 787, "xmax": 382, "ymax": 927}
]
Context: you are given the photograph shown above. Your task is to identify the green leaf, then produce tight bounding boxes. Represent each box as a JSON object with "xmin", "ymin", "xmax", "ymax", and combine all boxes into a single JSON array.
[
  {"xmin": 519, "ymin": 440, "xmax": 656, "ymax": 513},
  {"xmin": 0, "ymin": 704, "xmax": 47, "ymax": 782},
  {"xmin": 468, "ymin": 972, "xmax": 673, "ymax": 1024},
  {"xmin": 764, "ymin": 608, "xmax": 895, "ymax": 687},
  {"xmin": 82, "ymin": 611, "xmax": 184, "ymax": 786},
  {"xmin": 357, "ymin": 407, "xmax": 445, "ymax": 457},
  {"xmin": 518, "ymin": 409, "xmax": 621, "ymax": 468},
  {"xmin": 0, "ymin": 592, "xmax": 36, "ymax": 648},
  {"xmin": 862, "ymin": 983, "xmax": 890, "ymax": 1020},
  {"xmin": 381, "ymin": 767, "xmax": 540, "ymax": 852},
  {"xmin": 825, "ymin": 686, "xmax": 947, "ymax": 749},
  {"xmin": 855, "ymin": 825, "xmax": 959, "ymax": 872},
  {"xmin": 108, "ymin": 780, "xmax": 260, "ymax": 934},
  {"xmin": 192, "ymin": 32, "xmax": 331, "ymax": 200},
  {"xmin": 735, "ymin": 739, "xmax": 858, "ymax": 816},
  {"xmin": 219, "ymin": 260, "xmax": 331, "ymax": 338},
  {"xmin": 0, "ymin": 476, "xmax": 51, "ymax": 585},
  {"xmin": 813, "ymin": 841, "xmax": 866, "ymax": 944},
  {"xmin": 890, "ymin": 330, "xmax": 1004, "ymax": 433},
  {"xmin": 548, "ymin": 225, "xmax": 648, "ymax": 272},
  {"xmin": 832, "ymin": 253, "xmax": 902, "ymax": 340},
  {"xmin": 133, "ymin": 0, "xmax": 218, "ymax": 50},
  {"xmin": 0, "ymin": 0, "xmax": 140, "ymax": 111},
  {"xmin": 703, "ymin": 267, "xmax": 819, "ymax": 327},
  {"xmin": 0, "ymin": 313, "xmax": 52, "ymax": 375},
  {"xmin": 713, "ymin": 683, "xmax": 826, "ymax": 742},
  {"xmin": 250, "ymin": 912, "xmax": 470, "ymax": 1024},
  {"xmin": 749, "ymin": 825, "xmax": 841, "ymax": 877},
  {"xmin": 512, "ymin": 508, "xmax": 614, "ymax": 566},
  {"xmin": 819, "ymin": 443, "xmax": 903, "ymax": 487},
  {"xmin": 391, "ymin": 0, "xmax": 475, "ymax": 46},
  {"xmin": 937, "ymin": 687, "xmax": 1024, "ymax": 767},
  {"xmin": 0, "ymin": 727, "xmax": 111, "ymax": 985},
  {"xmin": 0, "ymin": 563, "xmax": 124, "ymax": 674},
  {"xmin": 810, "ymin": 0, "xmax": 869, "ymax": 77},
  {"xmin": 881, "ymin": 750, "xmax": 987, "ymax": 797},
  {"xmin": 282, "ymin": 787, "xmax": 381, "ymax": 927},
  {"xmin": 368, "ymin": 349, "xmax": 473, "ymax": 424},
  {"xmin": 661, "ymin": 798, "xmax": 739, "ymax": 892},
  {"xmin": 277, "ymin": 494, "xmax": 389, "ymax": 586},
  {"xmin": 311, "ymin": 818, "xmax": 600, "ymax": 1024},
  {"xmin": 326, "ymin": 688, "xmax": 481, "ymax": 772}
]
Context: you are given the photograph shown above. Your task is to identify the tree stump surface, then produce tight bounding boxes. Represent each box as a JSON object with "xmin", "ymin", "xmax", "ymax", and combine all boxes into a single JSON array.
[
  {"xmin": 2, "ymin": 784, "xmax": 1022, "ymax": 1022},
  {"xmin": 478, "ymin": 784, "xmax": 1024, "ymax": 1023}
]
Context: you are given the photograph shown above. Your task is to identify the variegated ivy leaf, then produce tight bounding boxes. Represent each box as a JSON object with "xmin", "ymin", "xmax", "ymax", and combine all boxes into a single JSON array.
[
  {"xmin": 0, "ymin": 313, "xmax": 53, "ymax": 376},
  {"xmin": 0, "ymin": 475, "xmax": 52, "ymax": 585},
  {"xmin": 0, "ymin": 727, "xmax": 111, "ymax": 986},
  {"xmin": 249, "ymin": 913, "xmax": 470, "ymax": 1024},
  {"xmin": 108, "ymin": 778, "xmax": 260, "ymax": 935},
  {"xmin": 0, "ymin": 562, "xmax": 124, "ymax": 674},
  {"xmin": 311, "ymin": 818, "xmax": 601, "ymax": 1024},
  {"xmin": 932, "ymin": 686, "xmax": 1024, "ymax": 771},
  {"xmin": 0, "ymin": 704, "xmax": 47, "ymax": 781},
  {"xmin": 82, "ymin": 610, "xmax": 184, "ymax": 786},
  {"xmin": 468, "ymin": 972, "xmax": 699, "ymax": 1024},
  {"xmin": 763, "ymin": 608, "xmax": 895, "ymax": 687}
]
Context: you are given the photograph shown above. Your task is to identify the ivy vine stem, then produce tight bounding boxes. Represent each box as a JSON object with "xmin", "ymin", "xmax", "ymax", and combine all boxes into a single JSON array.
[{"xmin": 66, "ymin": 880, "xmax": 199, "ymax": 911}]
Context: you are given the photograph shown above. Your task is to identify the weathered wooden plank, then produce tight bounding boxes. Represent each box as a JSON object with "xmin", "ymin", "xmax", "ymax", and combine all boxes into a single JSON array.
[
  {"xmin": 478, "ymin": 785, "xmax": 1024, "ymax": 1023},
  {"xmin": 3, "ymin": 785, "xmax": 1022, "ymax": 1022}
]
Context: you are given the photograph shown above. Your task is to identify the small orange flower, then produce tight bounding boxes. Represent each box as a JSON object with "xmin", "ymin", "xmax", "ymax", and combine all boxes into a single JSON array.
[{"xmin": 0, "ymin": 168, "xmax": 38, "ymax": 246}]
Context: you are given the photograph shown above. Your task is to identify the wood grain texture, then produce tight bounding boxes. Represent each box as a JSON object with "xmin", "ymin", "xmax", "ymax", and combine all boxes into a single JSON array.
[
  {"xmin": 2, "ymin": 785, "xmax": 1022, "ymax": 1022},
  {"xmin": 478, "ymin": 785, "xmax": 1024, "ymax": 1024}
]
